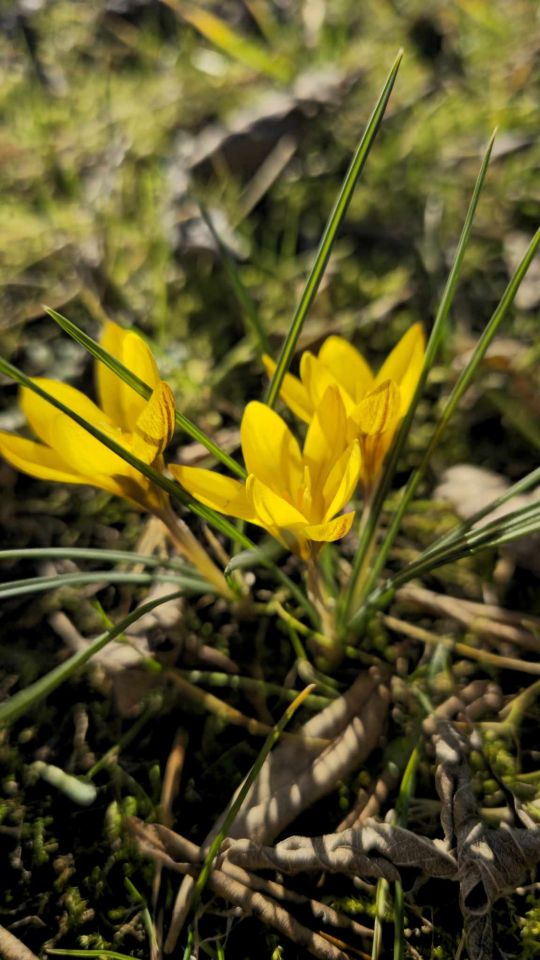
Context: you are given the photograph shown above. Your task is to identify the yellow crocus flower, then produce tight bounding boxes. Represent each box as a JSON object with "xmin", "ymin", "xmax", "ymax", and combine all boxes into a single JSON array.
[
  {"xmin": 264, "ymin": 323, "xmax": 425, "ymax": 495},
  {"xmin": 171, "ymin": 388, "xmax": 361, "ymax": 561},
  {"xmin": 0, "ymin": 321, "xmax": 175, "ymax": 514}
]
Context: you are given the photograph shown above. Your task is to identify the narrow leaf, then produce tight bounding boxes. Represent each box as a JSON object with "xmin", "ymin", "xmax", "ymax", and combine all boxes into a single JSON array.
[
  {"xmin": 266, "ymin": 50, "xmax": 403, "ymax": 408},
  {"xmin": 359, "ymin": 222, "xmax": 540, "ymax": 601},
  {"xmin": 344, "ymin": 130, "xmax": 497, "ymax": 623},
  {"xmin": 0, "ymin": 590, "xmax": 184, "ymax": 727}
]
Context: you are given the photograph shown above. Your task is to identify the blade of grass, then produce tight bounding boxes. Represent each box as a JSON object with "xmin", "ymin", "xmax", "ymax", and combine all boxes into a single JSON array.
[
  {"xmin": 163, "ymin": 0, "xmax": 291, "ymax": 81},
  {"xmin": 265, "ymin": 50, "xmax": 403, "ymax": 408},
  {"xmin": 417, "ymin": 463, "xmax": 540, "ymax": 563},
  {"xmin": 351, "ymin": 499, "xmax": 540, "ymax": 628},
  {"xmin": 184, "ymin": 685, "xmax": 315, "ymax": 930},
  {"xmin": 0, "ymin": 546, "xmax": 195, "ymax": 574},
  {"xmin": 48, "ymin": 952, "xmax": 138, "ymax": 960},
  {"xmin": 0, "ymin": 569, "xmax": 213, "ymax": 599},
  {"xmin": 44, "ymin": 307, "xmax": 246, "ymax": 480},
  {"xmin": 198, "ymin": 202, "xmax": 269, "ymax": 355},
  {"xmin": 343, "ymin": 130, "xmax": 497, "ymax": 625},
  {"xmin": 358, "ymin": 224, "xmax": 540, "ymax": 602},
  {"xmin": 0, "ymin": 590, "xmax": 184, "ymax": 727}
]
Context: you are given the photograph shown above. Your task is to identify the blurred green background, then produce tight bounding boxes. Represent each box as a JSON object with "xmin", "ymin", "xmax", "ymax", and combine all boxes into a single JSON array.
[{"xmin": 1, "ymin": 0, "xmax": 538, "ymax": 433}]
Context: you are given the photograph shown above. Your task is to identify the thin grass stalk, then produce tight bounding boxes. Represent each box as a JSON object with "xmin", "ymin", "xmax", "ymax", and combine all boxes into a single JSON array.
[
  {"xmin": 416, "ymin": 463, "xmax": 540, "ymax": 563},
  {"xmin": 198, "ymin": 202, "xmax": 269, "ymax": 355},
  {"xmin": 45, "ymin": 307, "xmax": 246, "ymax": 479},
  {"xmin": 183, "ymin": 685, "xmax": 315, "ymax": 954},
  {"xmin": 359, "ymin": 224, "xmax": 540, "ymax": 601},
  {"xmin": 47, "ymin": 951, "xmax": 137, "ymax": 960},
  {"xmin": 0, "ymin": 570, "xmax": 213, "ymax": 599},
  {"xmin": 351, "ymin": 500, "xmax": 540, "ymax": 626},
  {"xmin": 0, "ymin": 546, "xmax": 195, "ymax": 574},
  {"xmin": 0, "ymin": 590, "xmax": 184, "ymax": 727},
  {"xmin": 343, "ymin": 131, "xmax": 497, "ymax": 625},
  {"xmin": 392, "ymin": 498, "xmax": 540, "ymax": 586},
  {"xmin": 266, "ymin": 50, "xmax": 403, "ymax": 407}
]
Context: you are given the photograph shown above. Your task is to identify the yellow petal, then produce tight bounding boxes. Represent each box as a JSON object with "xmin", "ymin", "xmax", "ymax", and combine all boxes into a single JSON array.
[
  {"xmin": 0, "ymin": 431, "xmax": 84, "ymax": 485},
  {"xmin": 241, "ymin": 401, "xmax": 303, "ymax": 496},
  {"xmin": 304, "ymin": 385, "xmax": 348, "ymax": 492},
  {"xmin": 97, "ymin": 322, "xmax": 161, "ymax": 430},
  {"xmin": 351, "ymin": 380, "xmax": 401, "ymax": 436},
  {"xmin": 375, "ymin": 323, "xmax": 425, "ymax": 415},
  {"xmin": 303, "ymin": 510, "xmax": 355, "ymax": 543},
  {"xmin": 262, "ymin": 355, "xmax": 313, "ymax": 423},
  {"xmin": 247, "ymin": 475, "xmax": 307, "ymax": 529},
  {"xmin": 360, "ymin": 430, "xmax": 394, "ymax": 495},
  {"xmin": 96, "ymin": 321, "xmax": 127, "ymax": 425},
  {"xmin": 322, "ymin": 440, "xmax": 361, "ymax": 521},
  {"xmin": 318, "ymin": 336, "xmax": 374, "ymax": 403},
  {"xmin": 132, "ymin": 382, "xmax": 176, "ymax": 464},
  {"xmin": 47, "ymin": 408, "xmax": 135, "ymax": 483},
  {"xmin": 170, "ymin": 465, "xmax": 256, "ymax": 522},
  {"xmin": 120, "ymin": 330, "xmax": 161, "ymax": 426},
  {"xmin": 21, "ymin": 379, "xmax": 114, "ymax": 451},
  {"xmin": 300, "ymin": 352, "xmax": 355, "ymax": 417}
]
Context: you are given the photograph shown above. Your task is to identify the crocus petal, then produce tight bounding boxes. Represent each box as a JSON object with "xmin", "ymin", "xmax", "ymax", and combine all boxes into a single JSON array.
[
  {"xmin": 318, "ymin": 336, "xmax": 374, "ymax": 403},
  {"xmin": 322, "ymin": 440, "xmax": 361, "ymax": 521},
  {"xmin": 47, "ymin": 409, "xmax": 135, "ymax": 484},
  {"xmin": 21, "ymin": 380, "xmax": 115, "ymax": 451},
  {"xmin": 304, "ymin": 385, "xmax": 347, "ymax": 474},
  {"xmin": 351, "ymin": 380, "xmax": 401, "ymax": 436},
  {"xmin": 0, "ymin": 431, "xmax": 84, "ymax": 485},
  {"xmin": 375, "ymin": 323, "xmax": 425, "ymax": 415},
  {"xmin": 303, "ymin": 510, "xmax": 355, "ymax": 543},
  {"xmin": 262, "ymin": 355, "xmax": 313, "ymax": 423},
  {"xmin": 97, "ymin": 322, "xmax": 161, "ymax": 430},
  {"xmin": 132, "ymin": 382, "xmax": 176, "ymax": 464},
  {"xmin": 120, "ymin": 330, "xmax": 161, "ymax": 427},
  {"xmin": 96, "ymin": 321, "xmax": 128, "ymax": 426},
  {"xmin": 247, "ymin": 475, "xmax": 307, "ymax": 529},
  {"xmin": 300, "ymin": 352, "xmax": 355, "ymax": 417},
  {"xmin": 241, "ymin": 401, "xmax": 303, "ymax": 496},
  {"xmin": 170, "ymin": 465, "xmax": 256, "ymax": 522}
]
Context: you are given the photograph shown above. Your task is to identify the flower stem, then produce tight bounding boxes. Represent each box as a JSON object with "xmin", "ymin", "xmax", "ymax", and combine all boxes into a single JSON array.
[
  {"xmin": 159, "ymin": 506, "xmax": 233, "ymax": 599},
  {"xmin": 306, "ymin": 553, "xmax": 341, "ymax": 667}
]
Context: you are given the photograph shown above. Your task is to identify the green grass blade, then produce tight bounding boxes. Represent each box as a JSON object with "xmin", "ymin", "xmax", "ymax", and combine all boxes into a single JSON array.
[
  {"xmin": 47, "ymin": 951, "xmax": 138, "ymax": 960},
  {"xmin": 0, "ymin": 569, "xmax": 213, "ymax": 599},
  {"xmin": 361, "ymin": 499, "xmax": 540, "ymax": 613},
  {"xmin": 0, "ymin": 590, "xmax": 184, "ymax": 727},
  {"xmin": 0, "ymin": 546, "xmax": 194, "ymax": 574},
  {"xmin": 265, "ymin": 50, "xmax": 403, "ymax": 408},
  {"xmin": 0, "ymin": 545, "xmax": 318, "ymax": 626},
  {"xmin": 44, "ymin": 306, "xmax": 246, "ymax": 480},
  {"xmin": 0, "ymin": 352, "xmax": 249, "ymax": 546},
  {"xmin": 185, "ymin": 685, "xmax": 315, "ymax": 918},
  {"xmin": 358, "ymin": 222, "xmax": 540, "ymax": 600},
  {"xmin": 343, "ymin": 130, "xmax": 497, "ymax": 624},
  {"xmin": 418, "ymin": 464, "xmax": 540, "ymax": 565},
  {"xmin": 198, "ymin": 202, "xmax": 269, "ymax": 355},
  {"xmin": 171, "ymin": 1, "xmax": 291, "ymax": 82}
]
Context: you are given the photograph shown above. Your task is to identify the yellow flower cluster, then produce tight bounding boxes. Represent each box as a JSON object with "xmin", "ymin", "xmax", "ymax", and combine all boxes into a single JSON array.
[
  {"xmin": 175, "ymin": 324, "xmax": 425, "ymax": 555},
  {"xmin": 0, "ymin": 321, "xmax": 424, "ymax": 561}
]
